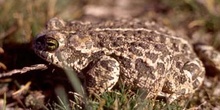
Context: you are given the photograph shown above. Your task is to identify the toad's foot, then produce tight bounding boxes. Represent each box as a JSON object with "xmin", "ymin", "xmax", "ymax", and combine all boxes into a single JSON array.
[
  {"xmin": 194, "ymin": 44, "xmax": 220, "ymax": 72},
  {"xmin": 163, "ymin": 58, "xmax": 205, "ymax": 103},
  {"xmin": 85, "ymin": 56, "xmax": 120, "ymax": 94}
]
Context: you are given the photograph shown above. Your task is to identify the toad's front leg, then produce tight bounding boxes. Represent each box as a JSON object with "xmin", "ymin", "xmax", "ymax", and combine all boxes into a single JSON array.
[{"xmin": 85, "ymin": 55, "xmax": 120, "ymax": 94}]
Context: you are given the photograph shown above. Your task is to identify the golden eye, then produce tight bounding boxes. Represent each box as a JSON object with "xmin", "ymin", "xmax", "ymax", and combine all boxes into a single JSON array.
[{"xmin": 45, "ymin": 37, "xmax": 59, "ymax": 51}]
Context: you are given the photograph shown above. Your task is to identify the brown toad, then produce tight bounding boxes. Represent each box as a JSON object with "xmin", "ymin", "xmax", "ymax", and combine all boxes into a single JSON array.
[{"xmin": 33, "ymin": 18, "xmax": 206, "ymax": 102}]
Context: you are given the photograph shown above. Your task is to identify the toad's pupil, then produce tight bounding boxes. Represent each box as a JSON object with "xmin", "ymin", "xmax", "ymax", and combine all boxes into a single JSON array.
[{"xmin": 47, "ymin": 41, "xmax": 55, "ymax": 46}]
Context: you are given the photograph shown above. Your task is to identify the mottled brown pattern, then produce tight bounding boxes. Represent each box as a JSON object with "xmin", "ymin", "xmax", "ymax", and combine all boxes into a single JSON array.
[
  {"xmin": 115, "ymin": 56, "xmax": 132, "ymax": 68},
  {"xmin": 129, "ymin": 46, "xmax": 143, "ymax": 56},
  {"xmin": 177, "ymin": 75, "xmax": 187, "ymax": 84},
  {"xmin": 157, "ymin": 63, "xmax": 165, "ymax": 74},
  {"xmin": 90, "ymin": 51, "xmax": 105, "ymax": 60},
  {"xmin": 175, "ymin": 61, "xmax": 182, "ymax": 69},
  {"xmin": 162, "ymin": 81, "xmax": 173, "ymax": 93},
  {"xmin": 33, "ymin": 18, "xmax": 206, "ymax": 102},
  {"xmin": 135, "ymin": 58, "xmax": 155, "ymax": 79},
  {"xmin": 145, "ymin": 52, "xmax": 158, "ymax": 63},
  {"xmin": 154, "ymin": 44, "xmax": 170, "ymax": 56},
  {"xmin": 100, "ymin": 59, "xmax": 115, "ymax": 71},
  {"xmin": 137, "ymin": 42, "xmax": 150, "ymax": 49},
  {"xmin": 158, "ymin": 35, "xmax": 167, "ymax": 43}
]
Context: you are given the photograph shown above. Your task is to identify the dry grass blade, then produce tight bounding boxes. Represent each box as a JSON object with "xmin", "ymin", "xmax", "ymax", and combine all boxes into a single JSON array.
[
  {"xmin": 0, "ymin": 64, "xmax": 47, "ymax": 78},
  {"xmin": 12, "ymin": 81, "xmax": 31, "ymax": 97}
]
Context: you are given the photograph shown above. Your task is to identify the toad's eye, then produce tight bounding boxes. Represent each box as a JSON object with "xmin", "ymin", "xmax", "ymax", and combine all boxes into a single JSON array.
[{"xmin": 45, "ymin": 37, "xmax": 59, "ymax": 51}]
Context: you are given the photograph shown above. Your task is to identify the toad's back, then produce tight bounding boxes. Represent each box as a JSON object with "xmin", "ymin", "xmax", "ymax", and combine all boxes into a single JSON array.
[{"xmin": 34, "ymin": 18, "xmax": 205, "ymax": 102}]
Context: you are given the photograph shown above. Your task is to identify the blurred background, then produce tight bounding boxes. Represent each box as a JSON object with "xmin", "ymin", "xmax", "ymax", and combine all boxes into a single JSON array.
[{"xmin": 0, "ymin": 0, "xmax": 220, "ymax": 109}]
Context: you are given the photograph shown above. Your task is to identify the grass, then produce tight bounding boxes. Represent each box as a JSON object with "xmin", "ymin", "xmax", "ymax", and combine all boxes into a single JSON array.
[{"xmin": 0, "ymin": 0, "xmax": 220, "ymax": 109}]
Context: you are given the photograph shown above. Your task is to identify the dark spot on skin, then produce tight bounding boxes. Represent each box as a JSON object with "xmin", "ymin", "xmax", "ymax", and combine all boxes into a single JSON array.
[
  {"xmin": 114, "ymin": 55, "xmax": 132, "ymax": 68},
  {"xmin": 162, "ymin": 81, "xmax": 173, "ymax": 93},
  {"xmin": 109, "ymin": 36, "xmax": 124, "ymax": 47},
  {"xmin": 133, "ymin": 31, "xmax": 144, "ymax": 38},
  {"xmin": 90, "ymin": 51, "xmax": 105, "ymax": 59},
  {"xmin": 159, "ymin": 35, "xmax": 166, "ymax": 43},
  {"xmin": 112, "ymin": 38, "xmax": 124, "ymax": 47},
  {"xmin": 171, "ymin": 43, "xmax": 179, "ymax": 52},
  {"xmin": 145, "ymin": 52, "xmax": 158, "ymax": 63},
  {"xmin": 182, "ymin": 44, "xmax": 189, "ymax": 50},
  {"xmin": 142, "ymin": 31, "xmax": 158, "ymax": 42},
  {"xmin": 154, "ymin": 44, "xmax": 169, "ymax": 54},
  {"xmin": 176, "ymin": 61, "xmax": 182, "ymax": 69},
  {"xmin": 178, "ymin": 75, "xmax": 187, "ymax": 84},
  {"xmin": 157, "ymin": 63, "xmax": 165, "ymax": 74},
  {"xmin": 109, "ymin": 36, "xmax": 117, "ymax": 41},
  {"xmin": 97, "ymin": 33, "xmax": 105, "ymax": 39},
  {"xmin": 116, "ymin": 48, "xmax": 126, "ymax": 53},
  {"xmin": 135, "ymin": 30, "xmax": 142, "ymax": 35},
  {"xmin": 130, "ymin": 42, "xmax": 139, "ymax": 47},
  {"xmin": 100, "ymin": 59, "xmax": 117, "ymax": 71},
  {"xmin": 143, "ymin": 37, "xmax": 154, "ymax": 42},
  {"xmin": 85, "ymin": 73, "xmax": 97, "ymax": 87},
  {"xmin": 135, "ymin": 58, "xmax": 155, "ymax": 79},
  {"xmin": 129, "ymin": 46, "xmax": 143, "ymax": 56},
  {"xmin": 117, "ymin": 37, "xmax": 124, "ymax": 41},
  {"xmin": 122, "ymin": 30, "xmax": 134, "ymax": 37},
  {"xmin": 96, "ymin": 42, "xmax": 104, "ymax": 48},
  {"xmin": 138, "ymin": 43, "xmax": 149, "ymax": 49},
  {"xmin": 121, "ymin": 58, "xmax": 132, "ymax": 68}
]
